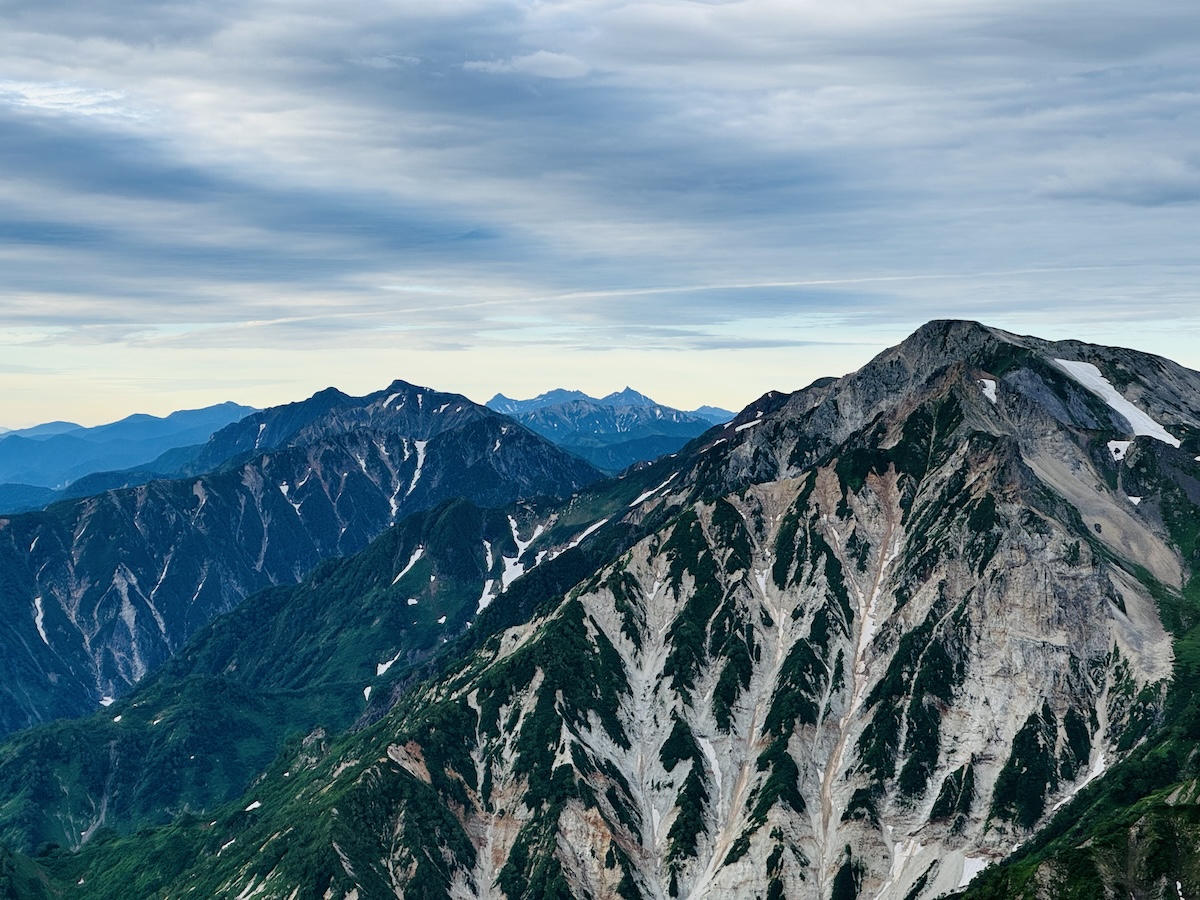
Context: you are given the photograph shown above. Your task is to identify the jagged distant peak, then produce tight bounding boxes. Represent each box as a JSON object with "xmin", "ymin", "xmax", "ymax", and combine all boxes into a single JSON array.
[
  {"xmin": 599, "ymin": 386, "xmax": 658, "ymax": 407},
  {"xmin": 487, "ymin": 386, "xmax": 671, "ymax": 414},
  {"xmin": 181, "ymin": 379, "xmax": 504, "ymax": 480}
]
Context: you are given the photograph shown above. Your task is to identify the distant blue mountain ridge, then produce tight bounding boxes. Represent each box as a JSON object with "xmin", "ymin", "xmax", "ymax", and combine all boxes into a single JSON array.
[
  {"xmin": 0, "ymin": 402, "xmax": 257, "ymax": 512},
  {"xmin": 0, "ymin": 388, "xmax": 737, "ymax": 513}
]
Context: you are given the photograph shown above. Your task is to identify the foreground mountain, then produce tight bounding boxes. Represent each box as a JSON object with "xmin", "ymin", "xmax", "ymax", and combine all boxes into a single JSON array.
[
  {"xmin": 7, "ymin": 320, "xmax": 1200, "ymax": 899},
  {"xmin": 0, "ymin": 403, "xmax": 256, "ymax": 504},
  {"xmin": 0, "ymin": 381, "xmax": 601, "ymax": 739},
  {"xmin": 487, "ymin": 388, "xmax": 728, "ymax": 472}
]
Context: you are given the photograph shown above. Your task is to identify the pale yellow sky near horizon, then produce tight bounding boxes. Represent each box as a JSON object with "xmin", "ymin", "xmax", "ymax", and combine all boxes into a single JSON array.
[
  {"xmin": 4, "ymin": 318, "xmax": 1198, "ymax": 430},
  {"xmin": 4, "ymin": 1, "xmax": 1200, "ymax": 431}
]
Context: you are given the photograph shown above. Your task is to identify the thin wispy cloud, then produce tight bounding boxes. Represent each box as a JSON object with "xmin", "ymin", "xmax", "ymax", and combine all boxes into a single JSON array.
[{"xmin": 465, "ymin": 51, "xmax": 590, "ymax": 79}]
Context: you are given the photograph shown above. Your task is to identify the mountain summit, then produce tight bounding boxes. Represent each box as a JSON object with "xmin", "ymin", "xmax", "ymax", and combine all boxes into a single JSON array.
[{"xmin": 4, "ymin": 320, "xmax": 1200, "ymax": 900}]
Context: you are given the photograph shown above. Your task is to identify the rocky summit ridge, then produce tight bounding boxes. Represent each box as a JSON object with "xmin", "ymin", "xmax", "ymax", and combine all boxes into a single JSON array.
[
  {"xmin": 4, "ymin": 320, "xmax": 1200, "ymax": 900},
  {"xmin": 486, "ymin": 388, "xmax": 730, "ymax": 472}
]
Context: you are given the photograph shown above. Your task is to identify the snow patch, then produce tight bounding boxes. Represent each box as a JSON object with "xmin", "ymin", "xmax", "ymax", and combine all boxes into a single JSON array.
[
  {"xmin": 404, "ymin": 440, "xmax": 428, "ymax": 497},
  {"xmin": 376, "ymin": 651, "xmax": 402, "ymax": 677},
  {"xmin": 880, "ymin": 834, "xmax": 923, "ymax": 898},
  {"xmin": 190, "ymin": 568, "xmax": 209, "ymax": 604},
  {"xmin": 1056, "ymin": 359, "xmax": 1181, "ymax": 447},
  {"xmin": 483, "ymin": 540, "xmax": 494, "ymax": 570},
  {"xmin": 697, "ymin": 735, "xmax": 721, "ymax": 789},
  {"xmin": 1052, "ymin": 748, "xmax": 1107, "ymax": 813},
  {"xmin": 754, "ymin": 570, "xmax": 768, "ymax": 597},
  {"xmin": 437, "ymin": 615, "xmax": 447, "ymax": 625},
  {"xmin": 99, "ymin": 696, "xmax": 114, "ymax": 707},
  {"xmin": 501, "ymin": 556, "xmax": 525, "ymax": 589},
  {"xmin": 254, "ymin": 422, "xmax": 266, "ymax": 449},
  {"xmin": 279, "ymin": 482, "xmax": 302, "ymax": 515},
  {"xmin": 383, "ymin": 392, "xmax": 401, "ymax": 408},
  {"xmin": 245, "ymin": 801, "xmax": 262, "ymax": 812},
  {"xmin": 33, "ymin": 596, "xmax": 48, "ymax": 646},
  {"xmin": 628, "ymin": 473, "xmax": 678, "ymax": 507},
  {"xmin": 568, "ymin": 518, "xmax": 609, "ymax": 549},
  {"xmin": 1128, "ymin": 496, "xmax": 1142, "ymax": 505},
  {"xmin": 112, "ymin": 715, "xmax": 121, "ymax": 722},
  {"xmin": 407, "ymin": 597, "xmax": 418, "ymax": 606},
  {"xmin": 476, "ymin": 579, "xmax": 496, "ymax": 614},
  {"xmin": 363, "ymin": 686, "xmax": 372, "ymax": 701},
  {"xmin": 979, "ymin": 378, "xmax": 998, "ymax": 403},
  {"xmin": 392, "ymin": 548, "xmax": 424, "ymax": 585},
  {"xmin": 1108, "ymin": 440, "xmax": 1133, "ymax": 461},
  {"xmin": 959, "ymin": 857, "xmax": 989, "ymax": 889},
  {"xmin": 507, "ymin": 515, "xmax": 544, "ymax": 556},
  {"xmin": 734, "ymin": 418, "xmax": 762, "ymax": 432}
]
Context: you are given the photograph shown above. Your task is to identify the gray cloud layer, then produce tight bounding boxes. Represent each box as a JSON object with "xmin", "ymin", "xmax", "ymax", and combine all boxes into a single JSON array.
[{"xmin": 1, "ymin": 0, "xmax": 1199, "ymax": 408}]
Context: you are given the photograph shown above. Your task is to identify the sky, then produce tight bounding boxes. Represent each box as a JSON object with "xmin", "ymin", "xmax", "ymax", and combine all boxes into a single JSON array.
[{"xmin": 2, "ymin": 0, "xmax": 1199, "ymax": 427}]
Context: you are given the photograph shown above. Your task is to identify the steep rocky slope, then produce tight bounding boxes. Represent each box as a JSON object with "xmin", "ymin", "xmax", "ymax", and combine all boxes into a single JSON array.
[
  {"xmin": 0, "ymin": 380, "xmax": 601, "ymax": 738},
  {"xmin": 9, "ymin": 320, "xmax": 1200, "ymax": 899}
]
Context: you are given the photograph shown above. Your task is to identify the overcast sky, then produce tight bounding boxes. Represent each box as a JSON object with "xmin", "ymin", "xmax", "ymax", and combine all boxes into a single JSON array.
[{"xmin": 2, "ymin": 0, "xmax": 1199, "ymax": 425}]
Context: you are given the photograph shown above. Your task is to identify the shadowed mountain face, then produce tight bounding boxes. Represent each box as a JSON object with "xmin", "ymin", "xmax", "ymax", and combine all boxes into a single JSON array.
[
  {"xmin": 487, "ymin": 388, "xmax": 727, "ymax": 472},
  {"xmin": 5, "ymin": 321, "xmax": 1200, "ymax": 900},
  {"xmin": 0, "ymin": 380, "xmax": 601, "ymax": 739}
]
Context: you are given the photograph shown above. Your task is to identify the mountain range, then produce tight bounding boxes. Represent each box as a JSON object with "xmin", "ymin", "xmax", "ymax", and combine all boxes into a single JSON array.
[
  {"xmin": 0, "ymin": 403, "xmax": 257, "ymax": 514},
  {"xmin": 487, "ymin": 388, "xmax": 733, "ymax": 472},
  {"xmin": 1, "ymin": 321, "xmax": 1200, "ymax": 899},
  {"xmin": 0, "ymin": 381, "xmax": 600, "ymax": 738}
]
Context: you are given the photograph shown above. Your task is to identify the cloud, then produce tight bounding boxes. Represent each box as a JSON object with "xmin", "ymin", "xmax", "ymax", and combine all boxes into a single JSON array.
[
  {"xmin": 465, "ymin": 50, "xmax": 590, "ymax": 79},
  {"xmin": 1041, "ymin": 152, "xmax": 1200, "ymax": 206},
  {"xmin": 1, "ymin": 0, "xmax": 1199, "ymax": 421},
  {"xmin": 353, "ymin": 54, "xmax": 421, "ymax": 70},
  {"xmin": 0, "ymin": 80, "xmax": 139, "ymax": 118}
]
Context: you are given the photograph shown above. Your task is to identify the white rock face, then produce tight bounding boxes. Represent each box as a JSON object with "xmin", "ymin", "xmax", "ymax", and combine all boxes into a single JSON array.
[{"xmin": 374, "ymin": 392, "xmax": 1175, "ymax": 898}]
